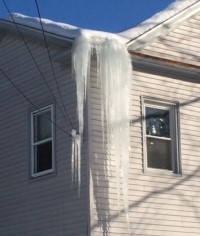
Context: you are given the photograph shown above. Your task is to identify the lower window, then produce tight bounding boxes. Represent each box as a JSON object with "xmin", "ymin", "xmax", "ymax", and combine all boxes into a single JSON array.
[
  {"xmin": 142, "ymin": 98, "xmax": 180, "ymax": 174},
  {"xmin": 31, "ymin": 105, "xmax": 55, "ymax": 177}
]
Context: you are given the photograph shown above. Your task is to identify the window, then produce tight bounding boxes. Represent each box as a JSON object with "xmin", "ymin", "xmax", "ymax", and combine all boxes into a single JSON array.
[
  {"xmin": 31, "ymin": 105, "xmax": 54, "ymax": 177},
  {"xmin": 142, "ymin": 98, "xmax": 180, "ymax": 174}
]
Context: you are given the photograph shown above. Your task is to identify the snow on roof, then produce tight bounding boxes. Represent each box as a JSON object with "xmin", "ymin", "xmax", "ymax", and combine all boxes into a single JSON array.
[
  {"xmin": 118, "ymin": 0, "xmax": 199, "ymax": 41},
  {"xmin": 3, "ymin": 0, "xmax": 199, "ymax": 44},
  {"xmin": 4, "ymin": 13, "xmax": 127, "ymax": 43},
  {"xmin": 5, "ymin": 13, "xmax": 80, "ymax": 39}
]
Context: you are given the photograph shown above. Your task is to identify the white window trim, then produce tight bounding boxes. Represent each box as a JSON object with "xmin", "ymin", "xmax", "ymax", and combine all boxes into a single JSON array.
[
  {"xmin": 30, "ymin": 104, "xmax": 55, "ymax": 178},
  {"xmin": 142, "ymin": 97, "xmax": 181, "ymax": 175}
]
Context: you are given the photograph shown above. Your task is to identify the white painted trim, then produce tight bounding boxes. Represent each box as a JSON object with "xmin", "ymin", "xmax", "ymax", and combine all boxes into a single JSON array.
[
  {"xmin": 142, "ymin": 97, "xmax": 180, "ymax": 175},
  {"xmin": 31, "ymin": 104, "xmax": 55, "ymax": 178},
  {"xmin": 128, "ymin": 1, "xmax": 200, "ymax": 50}
]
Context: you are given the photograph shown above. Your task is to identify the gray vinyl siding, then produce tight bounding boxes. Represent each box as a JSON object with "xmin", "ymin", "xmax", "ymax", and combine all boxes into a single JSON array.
[
  {"xmin": 0, "ymin": 32, "xmax": 88, "ymax": 236},
  {"xmin": 139, "ymin": 11, "xmax": 200, "ymax": 66}
]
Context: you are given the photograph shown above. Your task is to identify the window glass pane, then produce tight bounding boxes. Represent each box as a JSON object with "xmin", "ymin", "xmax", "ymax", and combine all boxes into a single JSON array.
[
  {"xmin": 146, "ymin": 107, "xmax": 170, "ymax": 137},
  {"xmin": 34, "ymin": 141, "xmax": 52, "ymax": 173},
  {"xmin": 34, "ymin": 110, "xmax": 52, "ymax": 142},
  {"xmin": 147, "ymin": 137, "xmax": 172, "ymax": 170}
]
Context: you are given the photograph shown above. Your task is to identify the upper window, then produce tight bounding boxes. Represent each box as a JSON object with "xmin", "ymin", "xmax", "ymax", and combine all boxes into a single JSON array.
[
  {"xmin": 143, "ymin": 98, "xmax": 180, "ymax": 174},
  {"xmin": 31, "ymin": 105, "xmax": 54, "ymax": 177}
]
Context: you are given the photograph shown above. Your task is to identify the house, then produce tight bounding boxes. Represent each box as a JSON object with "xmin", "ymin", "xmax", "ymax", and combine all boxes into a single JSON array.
[{"xmin": 0, "ymin": 0, "xmax": 200, "ymax": 235}]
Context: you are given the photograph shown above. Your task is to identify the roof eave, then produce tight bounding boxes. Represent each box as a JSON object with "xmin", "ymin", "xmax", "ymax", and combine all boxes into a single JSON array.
[
  {"xmin": 127, "ymin": 1, "xmax": 200, "ymax": 51},
  {"xmin": 0, "ymin": 19, "xmax": 74, "ymax": 47}
]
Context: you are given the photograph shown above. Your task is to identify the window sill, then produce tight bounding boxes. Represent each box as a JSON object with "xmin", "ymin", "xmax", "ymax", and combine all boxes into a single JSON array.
[
  {"xmin": 144, "ymin": 168, "xmax": 182, "ymax": 177},
  {"xmin": 30, "ymin": 170, "xmax": 56, "ymax": 182}
]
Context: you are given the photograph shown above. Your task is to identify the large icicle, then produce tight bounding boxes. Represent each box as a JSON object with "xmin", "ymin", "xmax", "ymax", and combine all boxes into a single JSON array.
[
  {"xmin": 71, "ymin": 35, "xmax": 92, "ymax": 194},
  {"xmin": 97, "ymin": 39, "xmax": 131, "ymax": 233},
  {"xmin": 72, "ymin": 32, "xmax": 131, "ymax": 233}
]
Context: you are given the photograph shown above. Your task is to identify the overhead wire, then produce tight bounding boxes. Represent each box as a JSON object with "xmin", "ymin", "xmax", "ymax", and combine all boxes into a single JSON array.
[
  {"xmin": 2, "ymin": 0, "xmax": 73, "ymax": 130},
  {"xmin": 35, "ymin": 0, "xmax": 73, "ymax": 129},
  {"xmin": 0, "ymin": 67, "xmax": 69, "ymax": 136}
]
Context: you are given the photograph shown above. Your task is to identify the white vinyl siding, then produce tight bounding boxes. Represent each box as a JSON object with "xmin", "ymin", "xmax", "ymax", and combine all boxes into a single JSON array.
[
  {"xmin": 89, "ymin": 59, "xmax": 200, "ymax": 235},
  {"xmin": 140, "ymin": 12, "xmax": 200, "ymax": 66}
]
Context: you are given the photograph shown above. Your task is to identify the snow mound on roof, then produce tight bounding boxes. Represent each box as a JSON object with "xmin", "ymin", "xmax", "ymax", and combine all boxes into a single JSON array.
[
  {"xmin": 119, "ymin": 0, "xmax": 199, "ymax": 41},
  {"xmin": 5, "ymin": 13, "xmax": 80, "ymax": 39}
]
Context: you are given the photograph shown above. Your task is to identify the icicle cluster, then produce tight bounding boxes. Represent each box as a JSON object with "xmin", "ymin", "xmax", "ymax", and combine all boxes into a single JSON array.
[
  {"xmin": 71, "ymin": 32, "xmax": 131, "ymax": 233},
  {"xmin": 97, "ymin": 39, "xmax": 131, "ymax": 233}
]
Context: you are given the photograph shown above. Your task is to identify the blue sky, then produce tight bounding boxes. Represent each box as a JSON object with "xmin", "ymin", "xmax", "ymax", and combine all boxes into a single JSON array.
[{"xmin": 0, "ymin": 0, "xmax": 175, "ymax": 32}]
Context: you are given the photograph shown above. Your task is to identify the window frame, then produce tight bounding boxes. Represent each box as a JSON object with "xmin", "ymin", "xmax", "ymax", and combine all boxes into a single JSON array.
[
  {"xmin": 30, "ymin": 104, "xmax": 55, "ymax": 178},
  {"xmin": 142, "ymin": 97, "xmax": 181, "ymax": 175}
]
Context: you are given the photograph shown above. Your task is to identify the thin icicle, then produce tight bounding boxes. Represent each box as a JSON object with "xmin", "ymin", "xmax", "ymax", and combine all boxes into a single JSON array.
[
  {"xmin": 71, "ymin": 129, "xmax": 81, "ymax": 196},
  {"xmin": 72, "ymin": 35, "xmax": 92, "ymax": 136},
  {"xmin": 71, "ymin": 129, "xmax": 76, "ymax": 183},
  {"xmin": 71, "ymin": 35, "xmax": 92, "ymax": 195}
]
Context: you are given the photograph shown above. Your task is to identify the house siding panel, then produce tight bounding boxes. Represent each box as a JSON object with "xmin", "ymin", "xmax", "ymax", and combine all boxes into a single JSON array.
[
  {"xmin": 140, "ymin": 12, "xmax": 200, "ymax": 66},
  {"xmin": 0, "ymin": 33, "xmax": 88, "ymax": 236},
  {"xmin": 89, "ymin": 55, "xmax": 200, "ymax": 235}
]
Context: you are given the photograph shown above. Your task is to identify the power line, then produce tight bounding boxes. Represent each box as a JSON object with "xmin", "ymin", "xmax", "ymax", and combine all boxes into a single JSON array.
[
  {"xmin": 2, "ymin": 0, "xmax": 73, "ymax": 130},
  {"xmin": 35, "ymin": 0, "xmax": 73, "ymax": 129},
  {"xmin": 0, "ymin": 67, "xmax": 69, "ymax": 136}
]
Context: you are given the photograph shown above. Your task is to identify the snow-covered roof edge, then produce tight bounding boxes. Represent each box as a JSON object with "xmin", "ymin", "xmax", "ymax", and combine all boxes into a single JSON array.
[
  {"xmin": 2, "ymin": 0, "xmax": 199, "ymax": 46},
  {"xmin": 3, "ymin": 13, "xmax": 80, "ymax": 39},
  {"xmin": 3, "ymin": 13, "xmax": 127, "ymax": 43},
  {"xmin": 118, "ymin": 0, "xmax": 200, "ymax": 43}
]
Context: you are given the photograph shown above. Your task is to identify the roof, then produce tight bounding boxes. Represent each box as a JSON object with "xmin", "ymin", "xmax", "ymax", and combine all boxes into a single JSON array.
[
  {"xmin": 1, "ymin": 13, "xmax": 127, "ymax": 44},
  {"xmin": 0, "ymin": 0, "xmax": 199, "ymax": 45},
  {"xmin": 119, "ymin": 0, "xmax": 200, "ymax": 45}
]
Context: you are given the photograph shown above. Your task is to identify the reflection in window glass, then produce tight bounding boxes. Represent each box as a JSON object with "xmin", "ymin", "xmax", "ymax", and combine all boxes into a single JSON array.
[
  {"xmin": 146, "ymin": 107, "xmax": 170, "ymax": 137},
  {"xmin": 34, "ymin": 110, "xmax": 52, "ymax": 142}
]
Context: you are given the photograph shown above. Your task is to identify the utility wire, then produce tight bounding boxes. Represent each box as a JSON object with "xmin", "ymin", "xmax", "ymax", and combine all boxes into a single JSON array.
[
  {"xmin": 35, "ymin": 0, "xmax": 73, "ymax": 129},
  {"xmin": 0, "ymin": 67, "xmax": 69, "ymax": 136},
  {"xmin": 2, "ymin": 0, "xmax": 73, "ymax": 130}
]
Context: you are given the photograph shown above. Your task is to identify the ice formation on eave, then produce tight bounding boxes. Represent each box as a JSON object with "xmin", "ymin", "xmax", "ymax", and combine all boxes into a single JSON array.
[
  {"xmin": 119, "ymin": 0, "xmax": 199, "ymax": 40},
  {"xmin": 72, "ymin": 31, "xmax": 132, "ymax": 233}
]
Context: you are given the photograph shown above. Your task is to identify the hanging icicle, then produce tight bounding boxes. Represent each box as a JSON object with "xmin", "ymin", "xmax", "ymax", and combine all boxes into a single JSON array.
[
  {"xmin": 71, "ymin": 129, "xmax": 81, "ymax": 195},
  {"xmin": 71, "ymin": 34, "xmax": 92, "ymax": 195},
  {"xmin": 97, "ymin": 38, "xmax": 132, "ymax": 234},
  {"xmin": 71, "ymin": 32, "xmax": 132, "ymax": 233}
]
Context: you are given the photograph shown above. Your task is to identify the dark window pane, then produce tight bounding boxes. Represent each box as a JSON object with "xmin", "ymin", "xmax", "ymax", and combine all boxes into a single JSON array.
[
  {"xmin": 147, "ymin": 137, "xmax": 172, "ymax": 170},
  {"xmin": 146, "ymin": 107, "xmax": 170, "ymax": 137},
  {"xmin": 34, "ymin": 141, "xmax": 52, "ymax": 173},
  {"xmin": 34, "ymin": 110, "xmax": 52, "ymax": 142}
]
